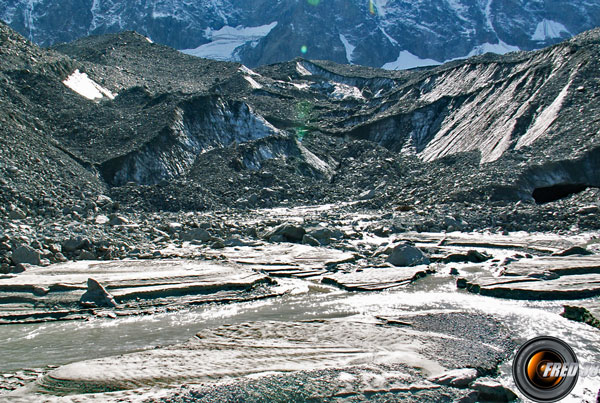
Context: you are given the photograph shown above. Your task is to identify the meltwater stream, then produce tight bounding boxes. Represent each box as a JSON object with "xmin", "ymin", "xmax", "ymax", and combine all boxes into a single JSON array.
[{"xmin": 2, "ymin": 276, "xmax": 600, "ymax": 401}]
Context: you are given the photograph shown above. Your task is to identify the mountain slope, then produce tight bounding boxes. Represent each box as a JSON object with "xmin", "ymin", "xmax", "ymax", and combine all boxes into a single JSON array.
[
  {"xmin": 1, "ymin": 21, "xmax": 600, "ymax": 232},
  {"xmin": 1, "ymin": 0, "xmax": 600, "ymax": 69}
]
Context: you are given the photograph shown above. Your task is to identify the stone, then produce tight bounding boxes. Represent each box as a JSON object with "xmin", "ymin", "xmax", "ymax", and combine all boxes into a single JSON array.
[
  {"xmin": 429, "ymin": 368, "xmax": 478, "ymax": 388},
  {"xmin": 61, "ymin": 237, "xmax": 89, "ymax": 253},
  {"xmin": 8, "ymin": 208, "xmax": 26, "ymax": 220},
  {"xmin": 95, "ymin": 195, "xmax": 113, "ymax": 207},
  {"xmin": 552, "ymin": 246, "xmax": 593, "ymax": 256},
  {"xmin": 469, "ymin": 378, "xmax": 518, "ymax": 401},
  {"xmin": 109, "ymin": 214, "xmax": 129, "ymax": 226},
  {"xmin": 211, "ymin": 240, "xmax": 225, "ymax": 249},
  {"xmin": 181, "ymin": 227, "xmax": 211, "ymax": 242},
  {"xmin": 308, "ymin": 227, "xmax": 333, "ymax": 245},
  {"xmin": 302, "ymin": 234, "xmax": 321, "ymax": 246},
  {"xmin": 78, "ymin": 250, "xmax": 97, "ymax": 261},
  {"xmin": 443, "ymin": 250, "xmax": 491, "ymax": 263},
  {"xmin": 358, "ymin": 189, "xmax": 376, "ymax": 200},
  {"xmin": 95, "ymin": 215, "xmax": 109, "ymax": 224},
  {"xmin": 265, "ymin": 223, "xmax": 306, "ymax": 243},
  {"xmin": 577, "ymin": 205, "xmax": 599, "ymax": 214},
  {"xmin": 11, "ymin": 245, "xmax": 41, "ymax": 266},
  {"xmin": 80, "ymin": 278, "xmax": 118, "ymax": 308},
  {"xmin": 386, "ymin": 243, "xmax": 430, "ymax": 267}
]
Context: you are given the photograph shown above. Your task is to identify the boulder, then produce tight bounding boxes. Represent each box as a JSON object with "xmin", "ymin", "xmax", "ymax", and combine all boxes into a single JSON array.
[
  {"xmin": 265, "ymin": 223, "xmax": 306, "ymax": 243},
  {"xmin": 95, "ymin": 215, "xmax": 110, "ymax": 224},
  {"xmin": 308, "ymin": 227, "xmax": 333, "ymax": 245},
  {"xmin": 11, "ymin": 245, "xmax": 41, "ymax": 266},
  {"xmin": 443, "ymin": 250, "xmax": 491, "ymax": 263},
  {"xmin": 61, "ymin": 236, "xmax": 89, "ymax": 253},
  {"xmin": 386, "ymin": 243, "xmax": 430, "ymax": 267},
  {"xmin": 302, "ymin": 234, "xmax": 321, "ymax": 246},
  {"xmin": 429, "ymin": 368, "xmax": 478, "ymax": 388},
  {"xmin": 109, "ymin": 214, "xmax": 129, "ymax": 226},
  {"xmin": 552, "ymin": 246, "xmax": 593, "ymax": 256},
  {"xmin": 80, "ymin": 278, "xmax": 117, "ymax": 308},
  {"xmin": 181, "ymin": 227, "xmax": 211, "ymax": 242}
]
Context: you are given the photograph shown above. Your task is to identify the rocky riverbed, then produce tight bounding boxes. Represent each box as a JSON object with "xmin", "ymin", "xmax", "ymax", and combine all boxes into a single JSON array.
[{"xmin": 2, "ymin": 203, "xmax": 600, "ymax": 402}]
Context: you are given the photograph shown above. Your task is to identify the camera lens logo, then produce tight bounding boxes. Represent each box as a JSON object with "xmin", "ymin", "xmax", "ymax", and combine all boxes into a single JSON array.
[{"xmin": 513, "ymin": 336, "xmax": 579, "ymax": 402}]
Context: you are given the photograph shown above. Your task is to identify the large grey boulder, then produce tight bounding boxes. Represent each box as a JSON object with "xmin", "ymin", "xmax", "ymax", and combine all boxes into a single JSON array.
[
  {"xmin": 61, "ymin": 236, "xmax": 90, "ymax": 253},
  {"xmin": 80, "ymin": 278, "xmax": 118, "ymax": 308},
  {"xmin": 11, "ymin": 245, "xmax": 41, "ymax": 266},
  {"xmin": 265, "ymin": 223, "xmax": 306, "ymax": 243},
  {"xmin": 386, "ymin": 243, "xmax": 430, "ymax": 267},
  {"xmin": 307, "ymin": 227, "xmax": 333, "ymax": 245},
  {"xmin": 181, "ymin": 227, "xmax": 211, "ymax": 242}
]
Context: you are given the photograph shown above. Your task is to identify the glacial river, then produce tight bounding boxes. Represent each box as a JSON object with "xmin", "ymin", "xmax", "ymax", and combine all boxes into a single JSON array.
[{"xmin": 2, "ymin": 273, "xmax": 600, "ymax": 401}]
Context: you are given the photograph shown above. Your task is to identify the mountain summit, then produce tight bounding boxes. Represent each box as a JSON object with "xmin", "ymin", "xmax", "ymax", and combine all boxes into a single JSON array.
[{"xmin": 1, "ymin": 0, "xmax": 600, "ymax": 68}]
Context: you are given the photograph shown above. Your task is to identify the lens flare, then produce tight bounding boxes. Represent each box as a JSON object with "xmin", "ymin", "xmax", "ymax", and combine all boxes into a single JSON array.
[{"xmin": 300, "ymin": 45, "xmax": 308, "ymax": 54}]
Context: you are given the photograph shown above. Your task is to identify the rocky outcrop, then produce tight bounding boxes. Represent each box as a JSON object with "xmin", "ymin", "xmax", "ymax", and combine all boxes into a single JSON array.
[{"xmin": 80, "ymin": 278, "xmax": 118, "ymax": 308}]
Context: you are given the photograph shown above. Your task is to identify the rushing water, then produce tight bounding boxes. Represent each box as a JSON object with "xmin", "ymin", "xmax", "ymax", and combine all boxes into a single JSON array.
[{"xmin": 2, "ymin": 274, "xmax": 600, "ymax": 401}]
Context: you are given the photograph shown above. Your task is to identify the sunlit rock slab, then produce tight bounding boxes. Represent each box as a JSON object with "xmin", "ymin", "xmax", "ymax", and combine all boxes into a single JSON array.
[
  {"xmin": 205, "ymin": 243, "xmax": 357, "ymax": 279},
  {"xmin": 22, "ymin": 312, "xmax": 512, "ymax": 399},
  {"xmin": 501, "ymin": 255, "xmax": 600, "ymax": 276},
  {"xmin": 403, "ymin": 231, "xmax": 580, "ymax": 254},
  {"xmin": 322, "ymin": 266, "xmax": 434, "ymax": 291},
  {"xmin": 0, "ymin": 260, "xmax": 274, "ymax": 324},
  {"xmin": 464, "ymin": 273, "xmax": 600, "ymax": 300}
]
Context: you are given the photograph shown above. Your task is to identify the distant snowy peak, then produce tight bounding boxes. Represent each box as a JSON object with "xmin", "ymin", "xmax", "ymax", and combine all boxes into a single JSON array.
[{"xmin": 1, "ymin": 0, "xmax": 599, "ymax": 70}]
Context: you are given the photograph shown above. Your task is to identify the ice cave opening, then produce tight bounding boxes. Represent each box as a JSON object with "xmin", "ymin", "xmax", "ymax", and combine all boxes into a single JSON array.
[{"xmin": 532, "ymin": 183, "xmax": 590, "ymax": 204}]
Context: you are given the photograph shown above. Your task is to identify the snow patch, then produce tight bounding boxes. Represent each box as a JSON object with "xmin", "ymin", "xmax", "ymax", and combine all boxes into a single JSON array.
[
  {"xmin": 532, "ymin": 20, "xmax": 570, "ymax": 41},
  {"xmin": 446, "ymin": 0, "xmax": 468, "ymax": 17},
  {"xmin": 243, "ymin": 75, "xmax": 262, "ymax": 90},
  {"xmin": 239, "ymin": 65, "xmax": 259, "ymax": 76},
  {"xmin": 382, "ymin": 51, "xmax": 440, "ymax": 70},
  {"xmin": 467, "ymin": 41, "xmax": 520, "ymax": 57},
  {"xmin": 292, "ymin": 83, "xmax": 310, "ymax": 90},
  {"xmin": 339, "ymin": 34, "xmax": 355, "ymax": 64},
  {"xmin": 331, "ymin": 83, "xmax": 364, "ymax": 100},
  {"xmin": 379, "ymin": 27, "xmax": 398, "ymax": 46},
  {"xmin": 181, "ymin": 22, "xmax": 277, "ymax": 61},
  {"xmin": 63, "ymin": 70, "xmax": 115, "ymax": 100},
  {"xmin": 296, "ymin": 62, "xmax": 312, "ymax": 76}
]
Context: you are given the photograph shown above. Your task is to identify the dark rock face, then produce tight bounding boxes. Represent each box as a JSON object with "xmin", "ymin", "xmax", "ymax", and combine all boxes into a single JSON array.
[{"xmin": 1, "ymin": 1, "xmax": 600, "ymax": 69}]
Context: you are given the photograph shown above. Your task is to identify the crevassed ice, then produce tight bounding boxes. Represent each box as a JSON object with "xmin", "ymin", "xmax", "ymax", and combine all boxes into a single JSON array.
[
  {"xmin": 181, "ymin": 22, "xmax": 278, "ymax": 61},
  {"xmin": 382, "ymin": 50, "xmax": 440, "ymax": 70},
  {"xmin": 62, "ymin": 69, "xmax": 116, "ymax": 100},
  {"xmin": 532, "ymin": 20, "xmax": 570, "ymax": 41}
]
